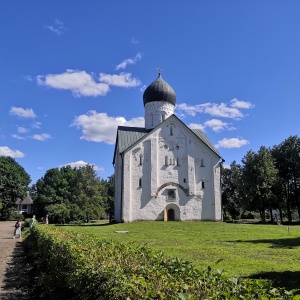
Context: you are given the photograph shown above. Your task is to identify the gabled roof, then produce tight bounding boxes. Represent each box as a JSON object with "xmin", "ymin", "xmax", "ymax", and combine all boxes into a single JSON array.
[
  {"xmin": 22, "ymin": 194, "xmax": 33, "ymax": 205},
  {"xmin": 113, "ymin": 126, "xmax": 151, "ymax": 164},
  {"xmin": 113, "ymin": 115, "xmax": 221, "ymax": 164}
]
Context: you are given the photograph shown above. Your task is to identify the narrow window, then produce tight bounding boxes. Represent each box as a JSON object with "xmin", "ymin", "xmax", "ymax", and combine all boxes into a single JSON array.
[
  {"xmin": 139, "ymin": 154, "xmax": 143, "ymax": 165},
  {"xmin": 173, "ymin": 158, "xmax": 175, "ymax": 165},
  {"xmin": 162, "ymin": 114, "xmax": 165, "ymax": 121},
  {"xmin": 139, "ymin": 178, "xmax": 142, "ymax": 188},
  {"xmin": 170, "ymin": 125, "xmax": 173, "ymax": 136},
  {"xmin": 201, "ymin": 181, "xmax": 205, "ymax": 189},
  {"xmin": 165, "ymin": 156, "xmax": 168, "ymax": 166},
  {"xmin": 200, "ymin": 159, "xmax": 204, "ymax": 167},
  {"xmin": 177, "ymin": 157, "xmax": 180, "ymax": 166}
]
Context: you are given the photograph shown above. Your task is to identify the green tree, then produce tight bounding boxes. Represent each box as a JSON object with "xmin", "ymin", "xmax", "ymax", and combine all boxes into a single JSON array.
[
  {"xmin": 272, "ymin": 135, "xmax": 300, "ymax": 221},
  {"xmin": 221, "ymin": 161, "xmax": 242, "ymax": 220},
  {"xmin": 0, "ymin": 156, "xmax": 31, "ymax": 219},
  {"xmin": 240, "ymin": 146, "xmax": 277, "ymax": 223}
]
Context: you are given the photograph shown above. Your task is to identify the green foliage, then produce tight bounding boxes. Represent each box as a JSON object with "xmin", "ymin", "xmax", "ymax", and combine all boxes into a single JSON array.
[
  {"xmin": 34, "ymin": 165, "xmax": 109, "ymax": 223},
  {"xmin": 25, "ymin": 225, "xmax": 294, "ymax": 299},
  {"xmin": 0, "ymin": 156, "xmax": 31, "ymax": 219}
]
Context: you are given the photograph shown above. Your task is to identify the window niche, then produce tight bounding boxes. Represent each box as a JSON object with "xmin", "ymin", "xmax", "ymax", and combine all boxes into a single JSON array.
[
  {"xmin": 139, "ymin": 154, "xmax": 143, "ymax": 165},
  {"xmin": 138, "ymin": 177, "xmax": 142, "ymax": 188},
  {"xmin": 200, "ymin": 159, "xmax": 205, "ymax": 167},
  {"xmin": 167, "ymin": 189, "xmax": 176, "ymax": 200}
]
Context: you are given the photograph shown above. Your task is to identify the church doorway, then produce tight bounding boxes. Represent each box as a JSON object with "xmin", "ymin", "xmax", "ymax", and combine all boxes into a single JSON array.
[{"xmin": 167, "ymin": 208, "xmax": 175, "ymax": 221}]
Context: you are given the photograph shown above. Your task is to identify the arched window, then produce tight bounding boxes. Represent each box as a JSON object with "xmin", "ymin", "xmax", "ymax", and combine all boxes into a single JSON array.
[
  {"xmin": 170, "ymin": 125, "xmax": 173, "ymax": 135},
  {"xmin": 139, "ymin": 177, "xmax": 142, "ymax": 188},
  {"xmin": 139, "ymin": 154, "xmax": 143, "ymax": 165}
]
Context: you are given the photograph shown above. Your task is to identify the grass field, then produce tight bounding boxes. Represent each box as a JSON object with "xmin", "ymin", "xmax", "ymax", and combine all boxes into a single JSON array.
[{"xmin": 61, "ymin": 221, "xmax": 300, "ymax": 291}]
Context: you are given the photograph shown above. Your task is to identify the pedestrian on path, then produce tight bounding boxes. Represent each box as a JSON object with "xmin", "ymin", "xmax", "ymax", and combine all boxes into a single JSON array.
[
  {"xmin": 29, "ymin": 215, "xmax": 35, "ymax": 232},
  {"xmin": 13, "ymin": 220, "xmax": 22, "ymax": 239}
]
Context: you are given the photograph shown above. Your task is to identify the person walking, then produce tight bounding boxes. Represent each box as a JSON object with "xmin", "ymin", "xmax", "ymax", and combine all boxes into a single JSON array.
[
  {"xmin": 13, "ymin": 220, "xmax": 22, "ymax": 239},
  {"xmin": 29, "ymin": 215, "xmax": 35, "ymax": 232}
]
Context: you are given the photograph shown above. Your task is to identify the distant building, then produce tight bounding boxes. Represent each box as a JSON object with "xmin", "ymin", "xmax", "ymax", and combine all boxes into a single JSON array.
[
  {"xmin": 15, "ymin": 191, "xmax": 33, "ymax": 214},
  {"xmin": 113, "ymin": 73, "xmax": 222, "ymax": 222}
]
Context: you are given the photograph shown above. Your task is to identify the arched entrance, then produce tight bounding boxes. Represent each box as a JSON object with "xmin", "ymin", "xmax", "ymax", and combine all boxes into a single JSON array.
[
  {"xmin": 164, "ymin": 205, "xmax": 180, "ymax": 221},
  {"xmin": 167, "ymin": 208, "xmax": 175, "ymax": 221}
]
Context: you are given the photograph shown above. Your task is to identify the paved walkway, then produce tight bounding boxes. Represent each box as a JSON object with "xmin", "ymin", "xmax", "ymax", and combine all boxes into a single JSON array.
[{"xmin": 0, "ymin": 221, "xmax": 31, "ymax": 299}]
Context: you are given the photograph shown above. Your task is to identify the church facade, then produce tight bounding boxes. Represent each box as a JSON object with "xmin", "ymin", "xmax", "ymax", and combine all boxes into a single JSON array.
[{"xmin": 113, "ymin": 73, "xmax": 222, "ymax": 222}]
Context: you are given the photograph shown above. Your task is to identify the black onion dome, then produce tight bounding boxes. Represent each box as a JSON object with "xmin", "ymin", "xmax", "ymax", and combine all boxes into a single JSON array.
[{"xmin": 143, "ymin": 74, "xmax": 176, "ymax": 106}]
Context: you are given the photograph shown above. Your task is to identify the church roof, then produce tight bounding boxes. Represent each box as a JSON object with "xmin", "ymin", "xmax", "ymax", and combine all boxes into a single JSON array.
[
  {"xmin": 143, "ymin": 73, "xmax": 176, "ymax": 106},
  {"xmin": 113, "ymin": 115, "xmax": 221, "ymax": 164}
]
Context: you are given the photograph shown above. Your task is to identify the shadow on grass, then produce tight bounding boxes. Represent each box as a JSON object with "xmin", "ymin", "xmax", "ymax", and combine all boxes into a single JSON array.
[
  {"xmin": 228, "ymin": 237, "xmax": 300, "ymax": 248},
  {"xmin": 56, "ymin": 222, "xmax": 113, "ymax": 227},
  {"xmin": 1, "ymin": 242, "xmax": 33, "ymax": 300},
  {"xmin": 247, "ymin": 270, "xmax": 300, "ymax": 292}
]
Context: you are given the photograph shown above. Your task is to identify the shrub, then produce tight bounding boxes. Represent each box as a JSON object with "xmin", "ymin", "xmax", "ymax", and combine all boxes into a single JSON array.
[{"xmin": 24, "ymin": 225, "xmax": 295, "ymax": 299}]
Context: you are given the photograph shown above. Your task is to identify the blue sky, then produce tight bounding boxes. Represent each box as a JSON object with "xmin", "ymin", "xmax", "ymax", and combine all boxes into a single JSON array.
[{"xmin": 1, "ymin": 1, "xmax": 300, "ymax": 185}]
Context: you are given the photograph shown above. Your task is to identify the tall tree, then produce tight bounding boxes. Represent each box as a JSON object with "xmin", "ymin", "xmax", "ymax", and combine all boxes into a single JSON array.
[
  {"xmin": 221, "ymin": 161, "xmax": 242, "ymax": 220},
  {"xmin": 0, "ymin": 157, "xmax": 31, "ymax": 219},
  {"xmin": 240, "ymin": 147, "xmax": 277, "ymax": 223},
  {"xmin": 272, "ymin": 135, "xmax": 300, "ymax": 221}
]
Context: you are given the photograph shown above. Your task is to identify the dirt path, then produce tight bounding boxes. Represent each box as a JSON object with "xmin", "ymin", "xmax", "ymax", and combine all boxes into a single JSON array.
[{"xmin": 0, "ymin": 221, "xmax": 31, "ymax": 299}]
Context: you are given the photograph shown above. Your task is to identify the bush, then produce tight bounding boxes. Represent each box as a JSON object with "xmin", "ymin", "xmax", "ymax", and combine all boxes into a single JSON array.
[{"xmin": 24, "ymin": 225, "xmax": 295, "ymax": 299}]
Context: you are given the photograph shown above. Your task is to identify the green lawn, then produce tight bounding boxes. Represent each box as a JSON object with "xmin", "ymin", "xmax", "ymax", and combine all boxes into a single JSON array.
[{"xmin": 61, "ymin": 221, "xmax": 300, "ymax": 291}]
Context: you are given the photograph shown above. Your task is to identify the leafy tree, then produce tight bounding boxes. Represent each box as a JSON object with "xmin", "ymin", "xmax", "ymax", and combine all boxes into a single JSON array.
[
  {"xmin": 272, "ymin": 135, "xmax": 300, "ymax": 221},
  {"xmin": 221, "ymin": 161, "xmax": 242, "ymax": 220},
  {"xmin": 0, "ymin": 156, "xmax": 31, "ymax": 219},
  {"xmin": 240, "ymin": 146, "xmax": 277, "ymax": 223},
  {"xmin": 102, "ymin": 175, "xmax": 115, "ymax": 222}
]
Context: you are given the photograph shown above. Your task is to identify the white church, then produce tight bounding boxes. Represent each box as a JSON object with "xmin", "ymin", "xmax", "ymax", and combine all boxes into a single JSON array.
[{"xmin": 113, "ymin": 72, "xmax": 222, "ymax": 222}]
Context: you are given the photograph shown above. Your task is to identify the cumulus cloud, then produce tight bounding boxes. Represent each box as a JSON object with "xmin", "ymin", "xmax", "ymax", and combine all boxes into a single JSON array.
[
  {"xmin": 0, "ymin": 146, "xmax": 24, "ymax": 158},
  {"xmin": 59, "ymin": 160, "xmax": 104, "ymax": 172},
  {"xmin": 45, "ymin": 19, "xmax": 65, "ymax": 35},
  {"xmin": 230, "ymin": 98, "xmax": 254, "ymax": 109},
  {"xmin": 215, "ymin": 138, "xmax": 249, "ymax": 149},
  {"xmin": 72, "ymin": 110, "xmax": 144, "ymax": 144},
  {"xmin": 36, "ymin": 69, "xmax": 110, "ymax": 97},
  {"xmin": 99, "ymin": 72, "xmax": 141, "ymax": 87},
  {"xmin": 32, "ymin": 133, "xmax": 51, "ymax": 141},
  {"xmin": 9, "ymin": 107, "xmax": 36, "ymax": 118},
  {"xmin": 176, "ymin": 98, "xmax": 254, "ymax": 120},
  {"xmin": 36, "ymin": 70, "xmax": 141, "ymax": 97},
  {"xmin": 203, "ymin": 119, "xmax": 235, "ymax": 132},
  {"xmin": 189, "ymin": 123, "xmax": 205, "ymax": 131},
  {"xmin": 116, "ymin": 53, "xmax": 142, "ymax": 70}
]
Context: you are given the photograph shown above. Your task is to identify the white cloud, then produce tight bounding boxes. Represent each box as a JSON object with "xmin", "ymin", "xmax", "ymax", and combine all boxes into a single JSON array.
[
  {"xmin": 12, "ymin": 134, "xmax": 25, "ymax": 140},
  {"xmin": 37, "ymin": 69, "xmax": 110, "ymax": 97},
  {"xmin": 0, "ymin": 146, "xmax": 24, "ymax": 158},
  {"xmin": 204, "ymin": 119, "xmax": 235, "ymax": 132},
  {"xmin": 215, "ymin": 138, "xmax": 249, "ymax": 149},
  {"xmin": 59, "ymin": 160, "xmax": 104, "ymax": 172},
  {"xmin": 9, "ymin": 107, "xmax": 36, "ymax": 118},
  {"xmin": 17, "ymin": 127, "xmax": 28, "ymax": 133},
  {"xmin": 36, "ymin": 70, "xmax": 141, "ymax": 97},
  {"xmin": 116, "ymin": 53, "xmax": 142, "ymax": 70},
  {"xmin": 45, "ymin": 19, "xmax": 65, "ymax": 35},
  {"xmin": 99, "ymin": 72, "xmax": 141, "ymax": 87},
  {"xmin": 189, "ymin": 123, "xmax": 205, "ymax": 131},
  {"xmin": 32, "ymin": 133, "xmax": 51, "ymax": 141},
  {"xmin": 24, "ymin": 75, "xmax": 33, "ymax": 81},
  {"xmin": 72, "ymin": 110, "xmax": 144, "ymax": 144},
  {"xmin": 176, "ymin": 98, "xmax": 254, "ymax": 120},
  {"xmin": 230, "ymin": 98, "xmax": 254, "ymax": 109},
  {"xmin": 31, "ymin": 122, "xmax": 42, "ymax": 129}
]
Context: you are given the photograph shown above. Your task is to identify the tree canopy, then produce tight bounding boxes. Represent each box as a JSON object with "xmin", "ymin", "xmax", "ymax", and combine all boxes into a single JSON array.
[{"xmin": 0, "ymin": 156, "xmax": 31, "ymax": 219}]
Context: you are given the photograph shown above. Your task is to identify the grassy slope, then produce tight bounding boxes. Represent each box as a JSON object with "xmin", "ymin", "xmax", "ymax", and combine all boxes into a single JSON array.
[{"xmin": 61, "ymin": 221, "xmax": 300, "ymax": 291}]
